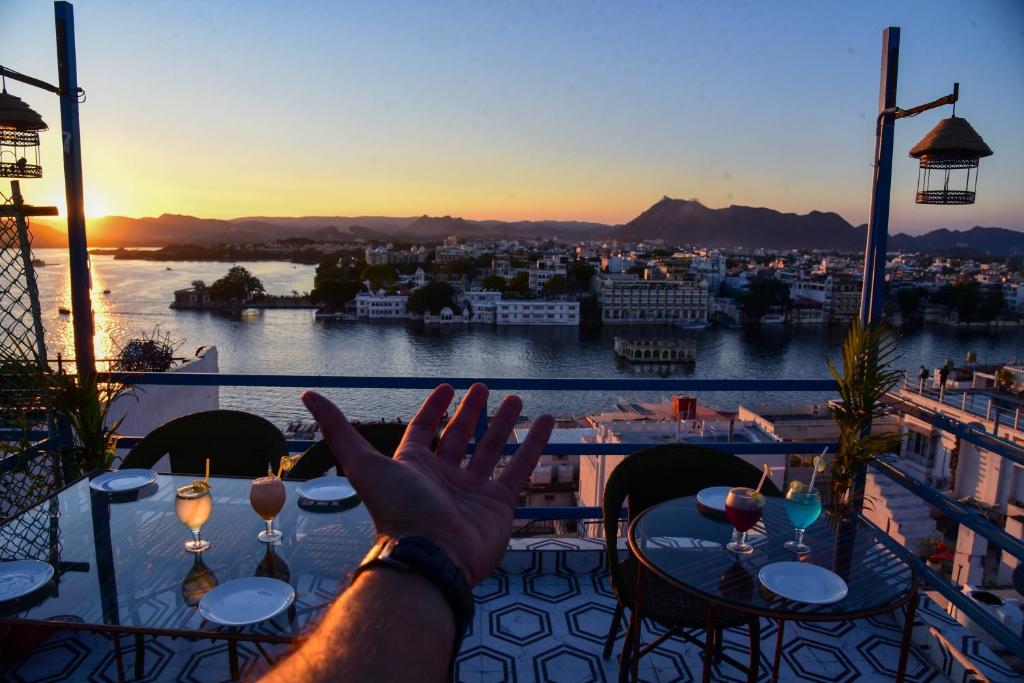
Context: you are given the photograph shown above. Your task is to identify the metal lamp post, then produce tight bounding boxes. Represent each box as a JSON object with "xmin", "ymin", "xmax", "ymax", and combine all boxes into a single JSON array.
[
  {"xmin": 0, "ymin": 1, "xmax": 95, "ymax": 376},
  {"xmin": 859, "ymin": 27, "xmax": 994, "ymax": 325}
]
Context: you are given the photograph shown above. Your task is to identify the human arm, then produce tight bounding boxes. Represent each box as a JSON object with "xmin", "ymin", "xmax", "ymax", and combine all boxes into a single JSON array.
[{"xmin": 260, "ymin": 383, "xmax": 554, "ymax": 683}]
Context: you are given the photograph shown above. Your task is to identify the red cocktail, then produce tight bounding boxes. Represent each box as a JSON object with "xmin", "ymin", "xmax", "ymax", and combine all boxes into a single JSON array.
[{"xmin": 725, "ymin": 487, "xmax": 763, "ymax": 554}]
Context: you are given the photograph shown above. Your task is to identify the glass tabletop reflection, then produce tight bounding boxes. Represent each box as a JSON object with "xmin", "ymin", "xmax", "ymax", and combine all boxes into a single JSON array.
[
  {"xmin": 627, "ymin": 496, "xmax": 916, "ymax": 620},
  {"xmin": 0, "ymin": 472, "xmax": 374, "ymax": 640}
]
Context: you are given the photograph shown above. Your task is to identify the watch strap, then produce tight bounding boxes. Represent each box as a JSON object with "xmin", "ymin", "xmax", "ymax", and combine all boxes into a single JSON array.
[{"xmin": 352, "ymin": 535, "xmax": 475, "ymax": 677}]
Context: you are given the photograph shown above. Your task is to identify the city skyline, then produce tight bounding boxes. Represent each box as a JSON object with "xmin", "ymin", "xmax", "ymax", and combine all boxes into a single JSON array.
[{"xmin": 5, "ymin": 0, "xmax": 1024, "ymax": 233}]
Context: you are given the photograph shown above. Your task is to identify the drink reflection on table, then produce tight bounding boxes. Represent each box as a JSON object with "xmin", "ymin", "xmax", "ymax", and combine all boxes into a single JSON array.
[
  {"xmin": 181, "ymin": 554, "xmax": 219, "ymax": 608},
  {"xmin": 255, "ymin": 543, "xmax": 291, "ymax": 583},
  {"xmin": 718, "ymin": 559, "xmax": 755, "ymax": 601}
]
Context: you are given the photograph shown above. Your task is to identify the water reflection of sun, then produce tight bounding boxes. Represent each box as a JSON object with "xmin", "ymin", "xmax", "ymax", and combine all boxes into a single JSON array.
[{"xmin": 51, "ymin": 264, "xmax": 116, "ymax": 367}]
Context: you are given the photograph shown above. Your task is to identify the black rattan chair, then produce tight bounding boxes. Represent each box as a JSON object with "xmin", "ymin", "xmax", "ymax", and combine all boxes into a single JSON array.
[
  {"xmin": 602, "ymin": 444, "xmax": 782, "ymax": 683},
  {"xmin": 120, "ymin": 410, "xmax": 288, "ymax": 478},
  {"xmin": 288, "ymin": 422, "xmax": 413, "ymax": 480}
]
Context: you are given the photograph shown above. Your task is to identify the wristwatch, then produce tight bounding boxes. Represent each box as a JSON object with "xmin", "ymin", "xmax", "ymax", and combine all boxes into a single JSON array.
[{"xmin": 353, "ymin": 535, "xmax": 475, "ymax": 675}]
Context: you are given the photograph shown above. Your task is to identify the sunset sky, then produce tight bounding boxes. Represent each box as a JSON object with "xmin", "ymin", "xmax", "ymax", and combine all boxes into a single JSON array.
[{"xmin": 5, "ymin": 1, "xmax": 1023, "ymax": 233}]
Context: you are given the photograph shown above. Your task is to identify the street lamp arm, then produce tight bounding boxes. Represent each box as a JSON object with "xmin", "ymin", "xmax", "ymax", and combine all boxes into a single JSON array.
[
  {"xmin": 0, "ymin": 65, "xmax": 61, "ymax": 96},
  {"xmin": 873, "ymin": 83, "xmax": 960, "ymax": 154},
  {"xmin": 891, "ymin": 82, "xmax": 960, "ymax": 120}
]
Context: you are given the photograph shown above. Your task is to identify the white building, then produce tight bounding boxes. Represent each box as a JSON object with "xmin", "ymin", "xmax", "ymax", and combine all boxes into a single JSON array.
[
  {"xmin": 461, "ymin": 290, "xmax": 503, "ymax": 324},
  {"xmin": 599, "ymin": 277, "xmax": 708, "ymax": 324},
  {"xmin": 496, "ymin": 300, "xmax": 579, "ymax": 326},
  {"xmin": 354, "ymin": 291, "xmax": 410, "ymax": 319},
  {"xmin": 528, "ymin": 257, "xmax": 567, "ymax": 293}
]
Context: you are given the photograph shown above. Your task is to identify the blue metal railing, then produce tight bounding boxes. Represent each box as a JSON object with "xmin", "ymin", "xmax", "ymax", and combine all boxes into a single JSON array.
[{"xmin": 9, "ymin": 371, "xmax": 1024, "ymax": 660}]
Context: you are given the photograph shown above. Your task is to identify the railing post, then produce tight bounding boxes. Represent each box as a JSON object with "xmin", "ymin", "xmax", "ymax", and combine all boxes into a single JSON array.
[
  {"xmin": 1015, "ymin": 407, "xmax": 1021, "ymax": 431},
  {"xmin": 962, "ymin": 392, "xmax": 968, "ymax": 411},
  {"xmin": 986, "ymin": 399, "xmax": 992, "ymax": 421}
]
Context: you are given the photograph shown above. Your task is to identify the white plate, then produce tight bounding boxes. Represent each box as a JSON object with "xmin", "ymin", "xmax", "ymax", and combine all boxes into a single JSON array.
[
  {"xmin": 295, "ymin": 476, "xmax": 357, "ymax": 503},
  {"xmin": 758, "ymin": 562, "xmax": 848, "ymax": 605},
  {"xmin": 696, "ymin": 486, "xmax": 732, "ymax": 512},
  {"xmin": 89, "ymin": 469, "xmax": 158, "ymax": 493},
  {"xmin": 198, "ymin": 577, "xmax": 295, "ymax": 626},
  {"xmin": 0, "ymin": 560, "xmax": 54, "ymax": 602}
]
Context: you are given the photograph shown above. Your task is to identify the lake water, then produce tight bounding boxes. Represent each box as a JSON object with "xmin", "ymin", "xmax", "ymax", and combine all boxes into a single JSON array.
[{"xmin": 28, "ymin": 248, "xmax": 1023, "ymax": 425}]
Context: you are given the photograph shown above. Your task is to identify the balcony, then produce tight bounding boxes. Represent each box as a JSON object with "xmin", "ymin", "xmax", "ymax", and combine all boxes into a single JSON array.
[{"xmin": 2, "ymin": 374, "xmax": 1023, "ymax": 682}]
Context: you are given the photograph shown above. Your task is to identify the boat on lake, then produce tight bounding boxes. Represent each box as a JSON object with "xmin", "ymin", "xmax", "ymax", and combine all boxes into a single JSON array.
[
  {"xmin": 614, "ymin": 337, "xmax": 696, "ymax": 364},
  {"xmin": 674, "ymin": 319, "xmax": 709, "ymax": 330}
]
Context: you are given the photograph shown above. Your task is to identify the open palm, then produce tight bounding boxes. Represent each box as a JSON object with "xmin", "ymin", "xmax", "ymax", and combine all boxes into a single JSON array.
[{"xmin": 302, "ymin": 384, "xmax": 554, "ymax": 586}]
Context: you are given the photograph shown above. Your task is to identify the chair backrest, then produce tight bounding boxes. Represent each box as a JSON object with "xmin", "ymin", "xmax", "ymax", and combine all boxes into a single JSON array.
[
  {"xmin": 287, "ymin": 422, "xmax": 409, "ymax": 480},
  {"xmin": 288, "ymin": 440, "xmax": 338, "ymax": 480},
  {"xmin": 120, "ymin": 410, "xmax": 288, "ymax": 478},
  {"xmin": 601, "ymin": 444, "xmax": 782, "ymax": 600}
]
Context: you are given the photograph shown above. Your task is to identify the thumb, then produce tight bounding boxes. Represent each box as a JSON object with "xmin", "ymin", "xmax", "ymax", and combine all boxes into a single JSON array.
[{"xmin": 301, "ymin": 391, "xmax": 389, "ymax": 480}]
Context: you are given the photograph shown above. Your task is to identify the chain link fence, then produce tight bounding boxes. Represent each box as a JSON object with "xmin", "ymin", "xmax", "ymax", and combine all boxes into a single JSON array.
[{"xmin": 0, "ymin": 182, "xmax": 61, "ymax": 556}]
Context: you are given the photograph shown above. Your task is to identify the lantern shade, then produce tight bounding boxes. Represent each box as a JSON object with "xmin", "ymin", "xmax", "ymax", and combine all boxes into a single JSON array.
[
  {"xmin": 910, "ymin": 116, "xmax": 993, "ymax": 205},
  {"xmin": 0, "ymin": 91, "xmax": 48, "ymax": 179}
]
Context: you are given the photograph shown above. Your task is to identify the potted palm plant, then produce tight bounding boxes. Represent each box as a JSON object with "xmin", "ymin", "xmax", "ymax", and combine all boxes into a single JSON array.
[
  {"xmin": 48, "ymin": 370, "xmax": 129, "ymax": 478},
  {"xmin": 826, "ymin": 320, "xmax": 904, "ymax": 521}
]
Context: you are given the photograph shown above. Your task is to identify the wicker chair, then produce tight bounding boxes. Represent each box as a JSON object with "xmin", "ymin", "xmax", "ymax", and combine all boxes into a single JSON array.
[
  {"xmin": 287, "ymin": 422, "xmax": 418, "ymax": 480},
  {"xmin": 602, "ymin": 444, "xmax": 782, "ymax": 683},
  {"xmin": 288, "ymin": 440, "xmax": 338, "ymax": 480},
  {"xmin": 120, "ymin": 410, "xmax": 288, "ymax": 478}
]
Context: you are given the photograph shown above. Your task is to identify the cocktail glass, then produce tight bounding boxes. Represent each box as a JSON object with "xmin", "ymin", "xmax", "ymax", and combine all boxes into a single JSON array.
[
  {"xmin": 783, "ymin": 481, "xmax": 821, "ymax": 554},
  {"xmin": 250, "ymin": 475, "xmax": 286, "ymax": 543},
  {"xmin": 175, "ymin": 481, "xmax": 212, "ymax": 553},
  {"xmin": 725, "ymin": 487, "xmax": 763, "ymax": 554}
]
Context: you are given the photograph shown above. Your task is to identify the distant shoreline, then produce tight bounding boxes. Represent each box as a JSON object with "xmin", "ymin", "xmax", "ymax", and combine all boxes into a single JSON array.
[{"xmin": 90, "ymin": 245, "xmax": 353, "ymax": 265}]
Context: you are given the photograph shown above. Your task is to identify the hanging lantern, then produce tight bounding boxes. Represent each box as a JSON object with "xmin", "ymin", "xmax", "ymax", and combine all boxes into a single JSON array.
[
  {"xmin": 0, "ymin": 89, "xmax": 48, "ymax": 179},
  {"xmin": 909, "ymin": 116, "xmax": 992, "ymax": 205}
]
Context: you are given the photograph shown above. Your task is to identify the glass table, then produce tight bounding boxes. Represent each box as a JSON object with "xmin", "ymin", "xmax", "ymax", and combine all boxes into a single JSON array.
[
  {"xmin": 627, "ymin": 496, "xmax": 918, "ymax": 683},
  {"xmin": 0, "ymin": 472, "xmax": 374, "ymax": 681}
]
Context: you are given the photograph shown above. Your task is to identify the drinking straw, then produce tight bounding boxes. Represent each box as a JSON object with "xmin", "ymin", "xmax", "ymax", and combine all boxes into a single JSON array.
[
  {"xmin": 808, "ymin": 447, "xmax": 828, "ymax": 490},
  {"xmin": 755, "ymin": 463, "xmax": 772, "ymax": 493},
  {"xmin": 204, "ymin": 458, "xmax": 210, "ymax": 483}
]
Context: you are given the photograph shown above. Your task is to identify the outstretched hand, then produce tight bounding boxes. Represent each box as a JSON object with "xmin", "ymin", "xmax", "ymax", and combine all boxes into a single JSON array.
[{"xmin": 302, "ymin": 383, "xmax": 554, "ymax": 586}]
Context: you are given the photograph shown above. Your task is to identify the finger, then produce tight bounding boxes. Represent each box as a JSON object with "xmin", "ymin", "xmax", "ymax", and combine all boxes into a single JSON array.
[
  {"xmin": 302, "ymin": 391, "xmax": 387, "ymax": 479},
  {"xmin": 498, "ymin": 414, "xmax": 554, "ymax": 494},
  {"xmin": 436, "ymin": 383, "xmax": 488, "ymax": 465},
  {"xmin": 400, "ymin": 384, "xmax": 455, "ymax": 450},
  {"xmin": 467, "ymin": 394, "xmax": 522, "ymax": 478}
]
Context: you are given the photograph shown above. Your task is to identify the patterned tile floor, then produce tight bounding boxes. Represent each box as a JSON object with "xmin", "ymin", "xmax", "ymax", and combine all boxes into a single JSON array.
[{"xmin": 2, "ymin": 549, "xmax": 1020, "ymax": 682}]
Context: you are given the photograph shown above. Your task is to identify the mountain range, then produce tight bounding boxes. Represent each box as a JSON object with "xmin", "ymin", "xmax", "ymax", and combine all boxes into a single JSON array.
[{"xmin": 28, "ymin": 197, "xmax": 1024, "ymax": 255}]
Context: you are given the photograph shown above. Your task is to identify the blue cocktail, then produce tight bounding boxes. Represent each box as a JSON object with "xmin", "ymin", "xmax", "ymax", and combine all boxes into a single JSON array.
[{"xmin": 784, "ymin": 481, "xmax": 821, "ymax": 554}]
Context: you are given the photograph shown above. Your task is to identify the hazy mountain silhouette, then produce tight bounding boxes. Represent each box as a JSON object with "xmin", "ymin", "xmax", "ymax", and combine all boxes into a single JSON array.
[
  {"xmin": 888, "ymin": 227, "xmax": 1024, "ymax": 255},
  {"xmin": 614, "ymin": 197, "xmax": 864, "ymax": 250},
  {"xmin": 27, "ymin": 198, "xmax": 1023, "ymax": 254}
]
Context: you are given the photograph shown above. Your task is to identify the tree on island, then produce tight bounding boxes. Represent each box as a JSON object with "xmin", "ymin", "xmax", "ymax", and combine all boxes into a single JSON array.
[
  {"xmin": 310, "ymin": 258, "xmax": 366, "ymax": 310},
  {"xmin": 738, "ymin": 276, "xmax": 790, "ymax": 321},
  {"xmin": 504, "ymin": 271, "xmax": 532, "ymax": 298},
  {"xmin": 359, "ymin": 264, "xmax": 399, "ymax": 290},
  {"xmin": 932, "ymin": 281, "xmax": 1004, "ymax": 322},
  {"xmin": 310, "ymin": 279, "xmax": 363, "ymax": 309},
  {"xmin": 481, "ymin": 275, "xmax": 507, "ymax": 291},
  {"xmin": 209, "ymin": 266, "xmax": 265, "ymax": 303},
  {"xmin": 896, "ymin": 286, "xmax": 928, "ymax": 320},
  {"xmin": 569, "ymin": 263, "xmax": 596, "ymax": 291},
  {"xmin": 541, "ymin": 275, "xmax": 570, "ymax": 298},
  {"xmin": 406, "ymin": 281, "xmax": 460, "ymax": 315},
  {"xmin": 191, "ymin": 279, "xmax": 207, "ymax": 290}
]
